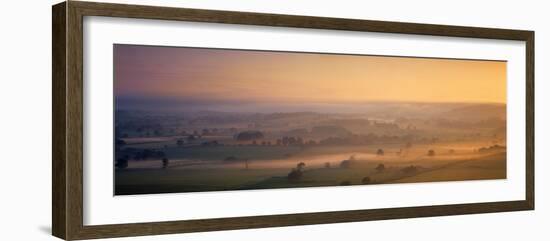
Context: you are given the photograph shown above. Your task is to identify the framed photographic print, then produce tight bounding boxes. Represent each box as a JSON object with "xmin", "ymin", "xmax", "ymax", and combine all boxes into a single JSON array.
[{"xmin": 52, "ymin": 1, "xmax": 534, "ymax": 240}]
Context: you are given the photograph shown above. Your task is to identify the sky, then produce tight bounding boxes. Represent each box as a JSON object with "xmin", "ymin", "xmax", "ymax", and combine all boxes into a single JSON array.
[{"xmin": 114, "ymin": 44, "xmax": 506, "ymax": 111}]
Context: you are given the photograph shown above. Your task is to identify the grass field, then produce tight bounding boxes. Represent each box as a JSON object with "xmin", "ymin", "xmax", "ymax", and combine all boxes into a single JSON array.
[
  {"xmin": 115, "ymin": 145, "xmax": 506, "ymax": 195},
  {"xmin": 391, "ymin": 152, "xmax": 506, "ymax": 183}
]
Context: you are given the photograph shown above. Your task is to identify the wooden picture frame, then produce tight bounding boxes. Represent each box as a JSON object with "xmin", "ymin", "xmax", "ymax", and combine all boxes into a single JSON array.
[{"xmin": 52, "ymin": 1, "xmax": 534, "ymax": 240}]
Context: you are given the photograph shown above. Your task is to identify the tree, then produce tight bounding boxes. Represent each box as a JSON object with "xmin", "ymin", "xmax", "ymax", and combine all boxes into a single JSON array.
[
  {"xmin": 176, "ymin": 139, "xmax": 184, "ymax": 147},
  {"xmin": 223, "ymin": 156, "xmax": 239, "ymax": 162},
  {"xmin": 428, "ymin": 149, "xmax": 435, "ymax": 156},
  {"xmin": 324, "ymin": 162, "xmax": 331, "ymax": 168},
  {"xmin": 376, "ymin": 149, "xmax": 384, "ymax": 156},
  {"xmin": 154, "ymin": 129, "xmax": 161, "ymax": 136},
  {"xmin": 288, "ymin": 137, "xmax": 297, "ymax": 145},
  {"xmin": 340, "ymin": 180, "xmax": 352, "ymax": 186},
  {"xmin": 235, "ymin": 130, "xmax": 264, "ymax": 141},
  {"xmin": 282, "ymin": 137, "xmax": 289, "ymax": 146},
  {"xmin": 361, "ymin": 176, "xmax": 372, "ymax": 184},
  {"xmin": 402, "ymin": 165, "xmax": 419, "ymax": 174},
  {"xmin": 115, "ymin": 138, "xmax": 126, "ymax": 151},
  {"xmin": 162, "ymin": 158, "xmax": 169, "ymax": 169},
  {"xmin": 287, "ymin": 168, "xmax": 303, "ymax": 182},
  {"xmin": 116, "ymin": 158, "xmax": 128, "ymax": 169},
  {"xmin": 375, "ymin": 163, "xmax": 385, "ymax": 172},
  {"xmin": 115, "ymin": 138, "xmax": 126, "ymax": 146},
  {"xmin": 340, "ymin": 160, "xmax": 352, "ymax": 169},
  {"xmin": 297, "ymin": 162, "xmax": 306, "ymax": 170}
]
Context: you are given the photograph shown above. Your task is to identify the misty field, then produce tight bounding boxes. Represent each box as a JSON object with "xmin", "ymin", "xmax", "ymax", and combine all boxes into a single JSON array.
[
  {"xmin": 114, "ymin": 104, "xmax": 507, "ymax": 195},
  {"xmin": 113, "ymin": 44, "xmax": 507, "ymax": 195}
]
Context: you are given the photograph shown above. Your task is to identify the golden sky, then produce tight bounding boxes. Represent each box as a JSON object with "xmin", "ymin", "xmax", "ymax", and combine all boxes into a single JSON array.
[{"xmin": 115, "ymin": 45, "xmax": 506, "ymax": 104}]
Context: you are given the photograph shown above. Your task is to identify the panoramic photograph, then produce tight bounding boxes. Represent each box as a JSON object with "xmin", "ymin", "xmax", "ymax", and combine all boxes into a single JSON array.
[{"xmin": 113, "ymin": 44, "xmax": 507, "ymax": 195}]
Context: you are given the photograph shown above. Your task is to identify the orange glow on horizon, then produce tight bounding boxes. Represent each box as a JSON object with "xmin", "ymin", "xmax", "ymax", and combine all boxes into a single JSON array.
[{"xmin": 115, "ymin": 45, "xmax": 507, "ymax": 104}]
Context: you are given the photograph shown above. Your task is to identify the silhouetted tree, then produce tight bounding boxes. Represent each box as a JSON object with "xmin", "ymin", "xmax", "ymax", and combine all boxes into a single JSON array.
[
  {"xmin": 116, "ymin": 158, "xmax": 128, "ymax": 169},
  {"xmin": 375, "ymin": 164, "xmax": 385, "ymax": 172},
  {"xmin": 340, "ymin": 180, "xmax": 352, "ymax": 186},
  {"xmin": 287, "ymin": 168, "xmax": 303, "ymax": 182},
  {"xmin": 428, "ymin": 149, "xmax": 435, "ymax": 156},
  {"xmin": 297, "ymin": 162, "xmax": 306, "ymax": 171},
  {"xmin": 115, "ymin": 138, "xmax": 126, "ymax": 146},
  {"xmin": 478, "ymin": 144, "xmax": 505, "ymax": 153},
  {"xmin": 324, "ymin": 162, "xmax": 331, "ymax": 168},
  {"xmin": 340, "ymin": 160, "xmax": 352, "ymax": 169},
  {"xmin": 361, "ymin": 176, "xmax": 372, "ymax": 184},
  {"xmin": 288, "ymin": 137, "xmax": 297, "ymax": 145},
  {"xmin": 224, "ymin": 156, "xmax": 238, "ymax": 162},
  {"xmin": 282, "ymin": 137, "xmax": 289, "ymax": 146},
  {"xmin": 115, "ymin": 138, "xmax": 126, "ymax": 151},
  {"xmin": 235, "ymin": 130, "xmax": 264, "ymax": 141},
  {"xmin": 402, "ymin": 165, "xmax": 419, "ymax": 174},
  {"xmin": 376, "ymin": 149, "xmax": 384, "ymax": 156},
  {"xmin": 162, "ymin": 158, "xmax": 169, "ymax": 169}
]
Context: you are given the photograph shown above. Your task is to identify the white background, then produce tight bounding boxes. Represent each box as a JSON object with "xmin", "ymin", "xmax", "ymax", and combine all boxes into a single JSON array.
[
  {"xmin": 84, "ymin": 16, "xmax": 526, "ymax": 225},
  {"xmin": 0, "ymin": 0, "xmax": 547, "ymax": 240}
]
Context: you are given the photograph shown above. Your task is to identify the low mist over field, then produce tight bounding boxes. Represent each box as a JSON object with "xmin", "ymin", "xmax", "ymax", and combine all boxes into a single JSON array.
[
  {"xmin": 113, "ymin": 44, "xmax": 506, "ymax": 195},
  {"xmin": 114, "ymin": 102, "xmax": 506, "ymax": 194}
]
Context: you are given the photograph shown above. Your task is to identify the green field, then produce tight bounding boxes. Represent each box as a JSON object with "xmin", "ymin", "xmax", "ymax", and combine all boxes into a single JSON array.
[
  {"xmin": 115, "ymin": 149, "xmax": 506, "ymax": 195},
  {"xmin": 391, "ymin": 152, "xmax": 506, "ymax": 183}
]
